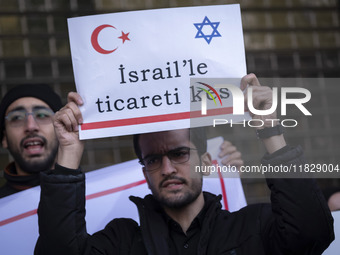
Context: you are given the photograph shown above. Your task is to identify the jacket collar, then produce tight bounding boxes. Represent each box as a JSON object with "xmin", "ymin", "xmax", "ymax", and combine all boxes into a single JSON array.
[
  {"xmin": 3, "ymin": 162, "xmax": 40, "ymax": 191},
  {"xmin": 129, "ymin": 192, "xmax": 226, "ymax": 255},
  {"xmin": 130, "ymin": 194, "xmax": 169, "ymax": 255}
]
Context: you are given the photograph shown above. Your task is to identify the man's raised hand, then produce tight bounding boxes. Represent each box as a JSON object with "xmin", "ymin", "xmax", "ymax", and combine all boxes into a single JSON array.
[{"xmin": 53, "ymin": 92, "xmax": 84, "ymax": 169}]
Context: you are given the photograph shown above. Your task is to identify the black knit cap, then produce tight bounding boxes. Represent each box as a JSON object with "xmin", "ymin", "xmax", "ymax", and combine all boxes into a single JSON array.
[{"xmin": 0, "ymin": 84, "xmax": 62, "ymax": 142}]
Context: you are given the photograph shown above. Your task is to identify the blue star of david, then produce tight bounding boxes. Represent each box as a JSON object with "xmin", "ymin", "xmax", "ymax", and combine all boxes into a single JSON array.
[{"xmin": 194, "ymin": 16, "xmax": 221, "ymax": 44}]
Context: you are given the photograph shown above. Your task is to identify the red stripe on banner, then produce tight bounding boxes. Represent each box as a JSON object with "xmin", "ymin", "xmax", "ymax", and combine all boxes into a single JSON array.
[
  {"xmin": 0, "ymin": 179, "xmax": 147, "ymax": 227},
  {"xmin": 212, "ymin": 160, "xmax": 228, "ymax": 211},
  {"xmin": 0, "ymin": 209, "xmax": 37, "ymax": 227},
  {"xmin": 218, "ymin": 171, "xmax": 229, "ymax": 211},
  {"xmin": 81, "ymin": 107, "xmax": 234, "ymax": 130},
  {"xmin": 85, "ymin": 179, "xmax": 147, "ymax": 200}
]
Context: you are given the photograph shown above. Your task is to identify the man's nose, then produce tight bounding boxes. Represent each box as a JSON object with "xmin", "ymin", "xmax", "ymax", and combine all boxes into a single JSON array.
[
  {"xmin": 24, "ymin": 114, "xmax": 39, "ymax": 131},
  {"xmin": 160, "ymin": 156, "xmax": 177, "ymax": 176}
]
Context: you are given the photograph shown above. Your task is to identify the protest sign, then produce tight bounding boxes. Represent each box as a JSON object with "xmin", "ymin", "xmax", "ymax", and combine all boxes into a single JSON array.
[
  {"xmin": 67, "ymin": 5, "xmax": 247, "ymax": 139},
  {"xmin": 323, "ymin": 211, "xmax": 340, "ymax": 255},
  {"xmin": 0, "ymin": 137, "xmax": 246, "ymax": 254}
]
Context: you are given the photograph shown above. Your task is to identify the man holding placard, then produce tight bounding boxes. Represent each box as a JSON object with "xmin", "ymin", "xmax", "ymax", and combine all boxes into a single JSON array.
[{"xmin": 34, "ymin": 74, "xmax": 334, "ymax": 255}]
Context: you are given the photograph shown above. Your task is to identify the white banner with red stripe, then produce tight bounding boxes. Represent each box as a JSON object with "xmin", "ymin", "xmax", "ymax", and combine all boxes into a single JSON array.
[
  {"xmin": 0, "ymin": 137, "xmax": 246, "ymax": 254},
  {"xmin": 67, "ymin": 5, "xmax": 247, "ymax": 139}
]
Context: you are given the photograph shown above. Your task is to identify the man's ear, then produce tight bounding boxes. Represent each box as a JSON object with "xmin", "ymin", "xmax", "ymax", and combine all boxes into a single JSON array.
[
  {"xmin": 200, "ymin": 152, "xmax": 212, "ymax": 176},
  {"xmin": 2, "ymin": 131, "xmax": 8, "ymax": 148},
  {"xmin": 142, "ymin": 167, "xmax": 151, "ymax": 189}
]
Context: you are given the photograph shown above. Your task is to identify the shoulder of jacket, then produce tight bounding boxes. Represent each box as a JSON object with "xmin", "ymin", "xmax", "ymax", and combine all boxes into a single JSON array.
[{"xmin": 104, "ymin": 218, "xmax": 140, "ymax": 235}]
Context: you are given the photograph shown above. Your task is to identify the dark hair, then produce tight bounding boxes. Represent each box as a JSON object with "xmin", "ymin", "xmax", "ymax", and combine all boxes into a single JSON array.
[{"xmin": 133, "ymin": 127, "xmax": 207, "ymax": 161}]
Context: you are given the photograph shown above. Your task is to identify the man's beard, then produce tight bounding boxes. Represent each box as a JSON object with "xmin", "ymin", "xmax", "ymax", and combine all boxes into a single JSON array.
[
  {"xmin": 7, "ymin": 135, "xmax": 58, "ymax": 174},
  {"xmin": 151, "ymin": 176, "xmax": 203, "ymax": 209}
]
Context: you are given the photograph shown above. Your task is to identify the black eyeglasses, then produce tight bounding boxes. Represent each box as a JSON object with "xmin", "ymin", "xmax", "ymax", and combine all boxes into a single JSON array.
[
  {"xmin": 5, "ymin": 107, "xmax": 54, "ymax": 127},
  {"xmin": 139, "ymin": 147, "xmax": 197, "ymax": 172}
]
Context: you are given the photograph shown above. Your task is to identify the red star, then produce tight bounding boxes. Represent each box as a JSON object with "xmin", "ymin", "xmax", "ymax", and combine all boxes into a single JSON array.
[{"xmin": 118, "ymin": 31, "xmax": 130, "ymax": 44}]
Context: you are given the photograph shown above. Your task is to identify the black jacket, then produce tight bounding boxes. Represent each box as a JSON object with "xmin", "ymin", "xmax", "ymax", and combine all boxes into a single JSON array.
[{"xmin": 35, "ymin": 146, "xmax": 334, "ymax": 255}]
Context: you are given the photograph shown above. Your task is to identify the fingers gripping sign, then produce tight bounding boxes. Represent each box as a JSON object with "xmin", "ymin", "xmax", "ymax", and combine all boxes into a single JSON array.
[
  {"xmin": 241, "ymin": 73, "xmax": 279, "ymax": 128},
  {"xmin": 54, "ymin": 92, "xmax": 85, "ymax": 169},
  {"xmin": 241, "ymin": 74, "xmax": 286, "ymax": 153}
]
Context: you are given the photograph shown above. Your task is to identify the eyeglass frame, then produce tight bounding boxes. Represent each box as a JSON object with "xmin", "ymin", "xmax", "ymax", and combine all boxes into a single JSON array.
[
  {"xmin": 4, "ymin": 106, "xmax": 55, "ymax": 127},
  {"xmin": 139, "ymin": 146, "xmax": 198, "ymax": 172}
]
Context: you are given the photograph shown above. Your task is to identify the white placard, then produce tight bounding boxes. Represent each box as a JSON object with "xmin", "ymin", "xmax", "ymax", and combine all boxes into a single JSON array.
[{"xmin": 67, "ymin": 5, "xmax": 247, "ymax": 139}]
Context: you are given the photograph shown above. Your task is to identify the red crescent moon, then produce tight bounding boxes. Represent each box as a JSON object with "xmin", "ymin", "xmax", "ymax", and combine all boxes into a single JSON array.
[{"xmin": 91, "ymin": 24, "xmax": 118, "ymax": 54}]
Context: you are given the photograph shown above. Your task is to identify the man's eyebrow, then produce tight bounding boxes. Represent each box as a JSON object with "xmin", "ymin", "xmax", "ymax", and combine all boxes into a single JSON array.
[
  {"xmin": 142, "ymin": 146, "xmax": 189, "ymax": 159},
  {"xmin": 6, "ymin": 105, "xmax": 52, "ymax": 116},
  {"xmin": 32, "ymin": 105, "xmax": 52, "ymax": 110},
  {"xmin": 7, "ymin": 106, "xmax": 26, "ymax": 113},
  {"xmin": 142, "ymin": 153, "xmax": 160, "ymax": 160},
  {"xmin": 8, "ymin": 105, "xmax": 50, "ymax": 112}
]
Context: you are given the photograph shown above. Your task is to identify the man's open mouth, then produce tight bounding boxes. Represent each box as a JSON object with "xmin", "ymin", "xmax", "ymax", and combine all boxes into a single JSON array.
[{"xmin": 22, "ymin": 138, "xmax": 45, "ymax": 156}]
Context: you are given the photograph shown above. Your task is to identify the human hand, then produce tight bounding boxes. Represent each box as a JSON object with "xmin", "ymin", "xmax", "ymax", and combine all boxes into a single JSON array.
[
  {"xmin": 218, "ymin": 140, "xmax": 243, "ymax": 169},
  {"xmin": 328, "ymin": 192, "xmax": 340, "ymax": 211},
  {"xmin": 241, "ymin": 73, "xmax": 286, "ymax": 153},
  {"xmin": 241, "ymin": 73, "xmax": 278, "ymax": 129},
  {"xmin": 53, "ymin": 92, "xmax": 84, "ymax": 169}
]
